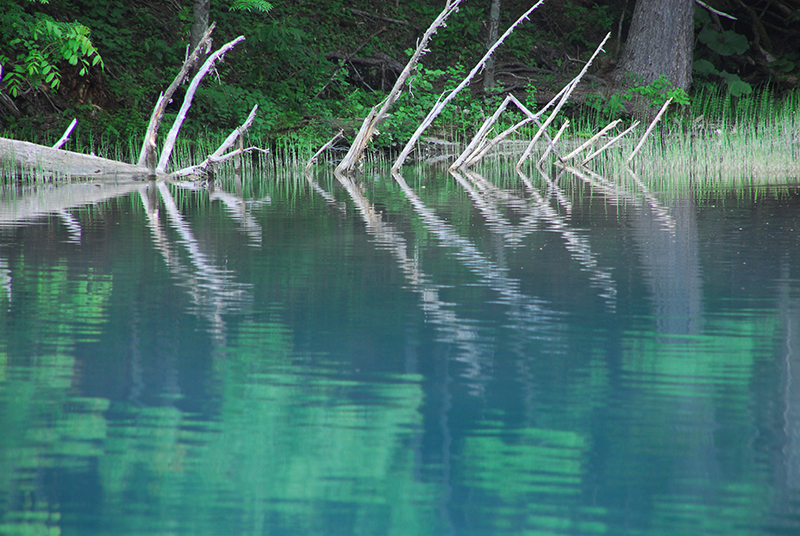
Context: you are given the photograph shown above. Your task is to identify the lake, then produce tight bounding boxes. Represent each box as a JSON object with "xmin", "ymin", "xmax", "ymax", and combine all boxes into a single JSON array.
[{"xmin": 0, "ymin": 165, "xmax": 799, "ymax": 536}]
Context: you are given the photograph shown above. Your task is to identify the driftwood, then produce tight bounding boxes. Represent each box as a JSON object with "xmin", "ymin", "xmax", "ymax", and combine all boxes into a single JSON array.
[
  {"xmin": 334, "ymin": 0, "xmax": 463, "ymax": 174},
  {"xmin": 393, "ymin": 0, "xmax": 545, "ymax": 171}
]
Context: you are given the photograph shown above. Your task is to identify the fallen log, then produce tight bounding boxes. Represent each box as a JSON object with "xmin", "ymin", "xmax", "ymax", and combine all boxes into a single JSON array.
[
  {"xmin": 0, "ymin": 25, "xmax": 256, "ymax": 182},
  {"xmin": 0, "ymin": 137, "xmax": 150, "ymax": 178}
]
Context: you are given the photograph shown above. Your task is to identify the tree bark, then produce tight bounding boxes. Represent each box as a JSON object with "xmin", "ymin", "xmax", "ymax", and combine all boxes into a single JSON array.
[
  {"xmin": 612, "ymin": 0, "xmax": 694, "ymax": 92},
  {"xmin": 191, "ymin": 0, "xmax": 211, "ymax": 54},
  {"xmin": 483, "ymin": 0, "xmax": 501, "ymax": 92}
]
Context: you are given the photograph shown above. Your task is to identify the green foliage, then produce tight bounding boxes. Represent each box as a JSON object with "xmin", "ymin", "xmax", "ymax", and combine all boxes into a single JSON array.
[
  {"xmin": 586, "ymin": 75, "xmax": 689, "ymax": 120},
  {"xmin": 229, "ymin": 0, "xmax": 272, "ymax": 13},
  {"xmin": 0, "ymin": 0, "xmax": 103, "ymax": 97},
  {"xmin": 693, "ymin": 8, "xmax": 754, "ymax": 98},
  {"xmin": 560, "ymin": 1, "xmax": 614, "ymax": 47},
  {"xmin": 693, "ymin": 59, "xmax": 753, "ymax": 98},
  {"xmin": 378, "ymin": 62, "xmax": 487, "ymax": 147}
]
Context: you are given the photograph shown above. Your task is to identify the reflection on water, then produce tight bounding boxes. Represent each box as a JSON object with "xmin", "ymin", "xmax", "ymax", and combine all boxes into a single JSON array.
[{"xmin": 0, "ymin": 169, "xmax": 799, "ymax": 536}]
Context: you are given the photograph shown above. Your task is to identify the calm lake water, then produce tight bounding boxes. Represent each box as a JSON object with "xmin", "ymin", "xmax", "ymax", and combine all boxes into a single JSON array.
[{"xmin": 1, "ymin": 166, "xmax": 799, "ymax": 536}]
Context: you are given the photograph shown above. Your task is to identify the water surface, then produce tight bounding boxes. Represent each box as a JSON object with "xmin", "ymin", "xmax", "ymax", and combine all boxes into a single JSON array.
[{"xmin": 1, "ymin": 168, "xmax": 799, "ymax": 536}]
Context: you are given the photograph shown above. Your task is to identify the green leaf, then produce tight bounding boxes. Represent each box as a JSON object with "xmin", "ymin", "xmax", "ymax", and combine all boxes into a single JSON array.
[
  {"xmin": 693, "ymin": 59, "xmax": 718, "ymax": 76},
  {"xmin": 698, "ymin": 28, "xmax": 749, "ymax": 55},
  {"xmin": 719, "ymin": 71, "xmax": 753, "ymax": 97}
]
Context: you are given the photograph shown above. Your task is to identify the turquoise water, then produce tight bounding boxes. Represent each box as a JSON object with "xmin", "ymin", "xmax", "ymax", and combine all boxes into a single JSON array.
[{"xmin": 0, "ymin": 168, "xmax": 799, "ymax": 536}]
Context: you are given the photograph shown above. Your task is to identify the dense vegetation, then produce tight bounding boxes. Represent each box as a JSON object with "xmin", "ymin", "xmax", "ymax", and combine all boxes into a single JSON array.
[{"xmin": 1, "ymin": 0, "xmax": 799, "ymax": 156}]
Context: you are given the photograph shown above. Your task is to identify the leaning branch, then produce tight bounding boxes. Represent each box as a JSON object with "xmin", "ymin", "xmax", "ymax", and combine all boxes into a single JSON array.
[
  {"xmin": 627, "ymin": 97, "xmax": 673, "ymax": 163},
  {"xmin": 334, "ymin": 0, "xmax": 463, "ymax": 174},
  {"xmin": 170, "ymin": 104, "xmax": 260, "ymax": 177},
  {"xmin": 307, "ymin": 130, "xmax": 344, "ymax": 171},
  {"xmin": 156, "ymin": 35, "xmax": 245, "ymax": 173},
  {"xmin": 52, "ymin": 118, "xmax": 77, "ymax": 150},
  {"xmin": 137, "ymin": 22, "xmax": 216, "ymax": 168},
  {"xmin": 392, "ymin": 0, "xmax": 544, "ymax": 171},
  {"xmin": 516, "ymin": 32, "xmax": 611, "ymax": 170}
]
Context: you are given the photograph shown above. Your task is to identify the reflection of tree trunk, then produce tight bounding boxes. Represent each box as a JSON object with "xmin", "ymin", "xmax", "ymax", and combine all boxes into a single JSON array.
[
  {"xmin": 775, "ymin": 257, "xmax": 800, "ymax": 516},
  {"xmin": 630, "ymin": 195, "xmax": 703, "ymax": 334}
]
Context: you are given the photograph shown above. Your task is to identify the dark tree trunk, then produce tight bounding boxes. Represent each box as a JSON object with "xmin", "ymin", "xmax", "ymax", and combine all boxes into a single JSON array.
[
  {"xmin": 190, "ymin": 0, "xmax": 211, "ymax": 54},
  {"xmin": 483, "ymin": 0, "xmax": 501, "ymax": 92},
  {"xmin": 612, "ymin": 0, "xmax": 694, "ymax": 92}
]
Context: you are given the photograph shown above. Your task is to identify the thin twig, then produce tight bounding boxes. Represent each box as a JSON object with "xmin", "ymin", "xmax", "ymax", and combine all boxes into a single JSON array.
[
  {"xmin": 695, "ymin": 0, "xmax": 737, "ymax": 20},
  {"xmin": 627, "ymin": 98, "xmax": 673, "ymax": 163},
  {"xmin": 307, "ymin": 130, "xmax": 344, "ymax": 171},
  {"xmin": 52, "ymin": 118, "xmax": 77, "ymax": 150},
  {"xmin": 582, "ymin": 121, "xmax": 639, "ymax": 165}
]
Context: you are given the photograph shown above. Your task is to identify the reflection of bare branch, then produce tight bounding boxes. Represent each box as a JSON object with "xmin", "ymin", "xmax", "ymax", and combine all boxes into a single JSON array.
[
  {"xmin": 518, "ymin": 171, "xmax": 617, "ymax": 307},
  {"xmin": 170, "ymin": 181, "xmax": 268, "ymax": 246},
  {"xmin": 304, "ymin": 171, "xmax": 341, "ymax": 207},
  {"xmin": 327, "ymin": 172, "xmax": 486, "ymax": 383},
  {"xmin": 456, "ymin": 169, "xmax": 617, "ymax": 307},
  {"xmin": 57, "ymin": 210, "xmax": 82, "ymax": 244},
  {"xmin": 565, "ymin": 165, "xmax": 676, "ymax": 234},
  {"xmin": 451, "ymin": 170, "xmax": 535, "ymax": 248},
  {"xmin": 391, "ymin": 171, "xmax": 559, "ymax": 330},
  {"xmin": 147, "ymin": 182, "xmax": 252, "ymax": 345},
  {"xmin": 0, "ymin": 255, "xmax": 11, "ymax": 302}
]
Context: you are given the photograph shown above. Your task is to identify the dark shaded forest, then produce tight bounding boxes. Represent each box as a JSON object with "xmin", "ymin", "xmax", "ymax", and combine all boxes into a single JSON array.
[{"xmin": 1, "ymin": 0, "xmax": 799, "ymax": 149}]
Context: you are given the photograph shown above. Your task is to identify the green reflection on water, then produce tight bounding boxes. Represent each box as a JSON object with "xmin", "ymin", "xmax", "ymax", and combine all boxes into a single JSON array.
[{"xmin": 0, "ymin": 171, "xmax": 798, "ymax": 536}]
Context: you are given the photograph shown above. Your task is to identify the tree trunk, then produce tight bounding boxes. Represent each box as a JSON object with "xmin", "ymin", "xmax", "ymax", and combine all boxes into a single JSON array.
[
  {"xmin": 191, "ymin": 0, "xmax": 211, "ymax": 54},
  {"xmin": 612, "ymin": 0, "xmax": 694, "ymax": 92},
  {"xmin": 483, "ymin": 0, "xmax": 501, "ymax": 92}
]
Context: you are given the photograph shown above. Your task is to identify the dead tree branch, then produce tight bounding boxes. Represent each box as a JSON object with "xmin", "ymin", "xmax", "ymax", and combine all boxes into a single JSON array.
[
  {"xmin": 334, "ymin": 0, "xmax": 463, "ymax": 174},
  {"xmin": 516, "ymin": 32, "xmax": 611, "ymax": 170},
  {"xmin": 392, "ymin": 0, "xmax": 544, "ymax": 171},
  {"xmin": 137, "ymin": 22, "xmax": 216, "ymax": 167},
  {"xmin": 52, "ymin": 118, "xmax": 77, "ymax": 150},
  {"xmin": 170, "ymin": 104, "xmax": 259, "ymax": 178},
  {"xmin": 157, "ymin": 35, "xmax": 246, "ymax": 173}
]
